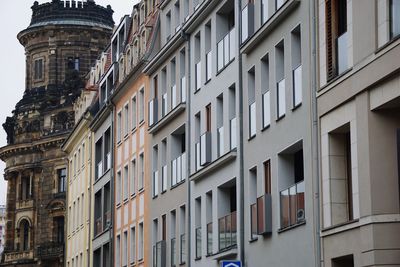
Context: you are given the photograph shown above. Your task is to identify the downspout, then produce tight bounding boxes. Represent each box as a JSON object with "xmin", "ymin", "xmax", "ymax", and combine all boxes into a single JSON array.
[
  {"xmin": 237, "ymin": 0, "xmax": 245, "ymax": 266},
  {"xmin": 182, "ymin": 30, "xmax": 191, "ymax": 267},
  {"xmin": 85, "ymin": 112, "xmax": 92, "ymax": 267},
  {"xmin": 109, "ymin": 102, "xmax": 115, "ymax": 267},
  {"xmin": 310, "ymin": 0, "xmax": 322, "ymax": 266}
]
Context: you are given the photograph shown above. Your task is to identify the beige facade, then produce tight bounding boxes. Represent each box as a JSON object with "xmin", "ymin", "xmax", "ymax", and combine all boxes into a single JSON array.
[
  {"xmin": 317, "ymin": 0, "xmax": 400, "ymax": 266},
  {"xmin": 62, "ymin": 88, "xmax": 97, "ymax": 267}
]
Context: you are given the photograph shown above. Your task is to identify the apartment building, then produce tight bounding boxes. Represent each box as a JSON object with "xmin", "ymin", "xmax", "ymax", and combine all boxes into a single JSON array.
[
  {"xmin": 112, "ymin": 2, "xmax": 158, "ymax": 267},
  {"xmin": 62, "ymin": 83, "xmax": 97, "ymax": 267},
  {"xmin": 240, "ymin": 0, "xmax": 319, "ymax": 266},
  {"xmin": 144, "ymin": 0, "xmax": 190, "ymax": 266},
  {"xmin": 317, "ymin": 0, "xmax": 400, "ymax": 266},
  {"xmin": 185, "ymin": 0, "xmax": 242, "ymax": 266}
]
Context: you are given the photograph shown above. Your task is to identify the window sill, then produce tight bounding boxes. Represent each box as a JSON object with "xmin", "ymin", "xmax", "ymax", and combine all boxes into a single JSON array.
[
  {"xmin": 292, "ymin": 102, "xmax": 302, "ymax": 111},
  {"xmin": 211, "ymin": 246, "xmax": 238, "ymax": 261},
  {"xmin": 138, "ymin": 188, "xmax": 144, "ymax": 194},
  {"xmin": 278, "ymin": 220, "xmax": 306, "ymax": 234},
  {"xmin": 194, "ymin": 88, "xmax": 201, "ymax": 94},
  {"xmin": 152, "ymin": 195, "xmax": 158, "ymax": 199},
  {"xmin": 276, "ymin": 114, "xmax": 285, "ymax": 122},
  {"xmin": 123, "ymin": 198, "xmax": 129, "ymax": 204},
  {"xmin": 138, "ymin": 120, "xmax": 145, "ymax": 128},
  {"xmin": 261, "ymin": 124, "xmax": 270, "ymax": 132},
  {"xmin": 194, "ymin": 256, "xmax": 202, "ymax": 261},
  {"xmin": 171, "ymin": 180, "xmax": 185, "ymax": 190},
  {"xmin": 249, "ymin": 237, "xmax": 258, "ymax": 243},
  {"xmin": 375, "ymin": 33, "xmax": 400, "ymax": 54},
  {"xmin": 248, "ymin": 134, "xmax": 256, "ymax": 141},
  {"xmin": 130, "ymin": 193, "xmax": 136, "ymax": 199},
  {"xmin": 321, "ymin": 219, "xmax": 359, "ymax": 237},
  {"xmin": 131, "ymin": 127, "xmax": 137, "ymax": 134},
  {"xmin": 320, "ymin": 68, "xmax": 352, "ymax": 92},
  {"xmin": 161, "ymin": 189, "xmax": 167, "ymax": 194}
]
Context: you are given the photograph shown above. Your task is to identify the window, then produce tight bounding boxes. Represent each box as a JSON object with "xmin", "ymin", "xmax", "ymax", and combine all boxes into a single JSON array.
[
  {"xmin": 325, "ymin": 0, "xmax": 348, "ymax": 80},
  {"xmin": 391, "ymin": 0, "xmax": 400, "ymax": 39},
  {"xmin": 170, "ymin": 210, "xmax": 177, "ymax": 266},
  {"xmin": 171, "ymin": 59, "xmax": 177, "ymax": 109},
  {"xmin": 332, "ymin": 255, "xmax": 354, "ymax": 267},
  {"xmin": 174, "ymin": 1, "xmax": 181, "ymax": 31},
  {"xmin": 166, "ymin": 11, "xmax": 172, "ymax": 40},
  {"xmin": 195, "ymin": 198, "xmax": 201, "ymax": 259},
  {"xmin": 20, "ymin": 175, "xmax": 32, "ymax": 200},
  {"xmin": 217, "ymin": 95, "xmax": 224, "ymax": 157},
  {"xmin": 57, "ymin": 168, "xmax": 66, "ymax": 193},
  {"xmin": 179, "ymin": 49, "xmax": 186, "ymax": 103},
  {"xmin": 139, "ymin": 89, "xmax": 145, "ymax": 123},
  {"xmin": 130, "ymin": 227, "xmax": 136, "ymax": 264},
  {"xmin": 161, "ymin": 139, "xmax": 168, "ymax": 192},
  {"xmin": 179, "ymin": 206, "xmax": 186, "ymax": 264},
  {"xmin": 279, "ymin": 144, "xmax": 305, "ymax": 229},
  {"xmin": 153, "ymin": 145, "xmax": 159, "ymax": 197},
  {"xmin": 123, "ymin": 166, "xmax": 129, "ymax": 201},
  {"xmin": 20, "ymin": 219, "xmax": 30, "ymax": 251},
  {"xmin": 276, "ymin": 0, "xmax": 285, "ymax": 10},
  {"xmin": 241, "ymin": 3, "xmax": 254, "ymax": 43},
  {"xmin": 116, "ymin": 171, "xmax": 122, "ymax": 204},
  {"xmin": 139, "ymin": 153, "xmax": 144, "ymax": 190},
  {"xmin": 261, "ymin": 56, "xmax": 270, "ymax": 128},
  {"xmin": 117, "ymin": 111, "xmax": 122, "ymax": 143},
  {"xmin": 217, "ymin": 183, "xmax": 237, "ymax": 252},
  {"xmin": 34, "ymin": 59, "xmax": 43, "ymax": 80},
  {"xmin": 171, "ymin": 127, "xmax": 186, "ymax": 186},
  {"xmin": 205, "ymin": 21, "xmax": 212, "ymax": 82},
  {"xmin": 229, "ymin": 85, "xmax": 237, "ymax": 150},
  {"xmin": 248, "ymin": 67, "xmax": 256, "ymax": 138},
  {"xmin": 291, "ymin": 25, "xmax": 302, "ymax": 108},
  {"xmin": 132, "ymin": 96, "xmax": 137, "ymax": 129},
  {"xmin": 74, "ymin": 58, "xmax": 80, "ymax": 71},
  {"xmin": 206, "ymin": 191, "xmax": 213, "ymax": 256},
  {"xmin": 116, "ymin": 235, "xmax": 121, "ymax": 267},
  {"xmin": 122, "ymin": 231, "xmax": 128, "ymax": 267},
  {"xmin": 276, "ymin": 40, "xmax": 286, "ymax": 119},
  {"xmin": 261, "ymin": 0, "xmax": 269, "ymax": 24},
  {"xmin": 124, "ymin": 104, "xmax": 129, "ymax": 136},
  {"xmin": 130, "ymin": 159, "xmax": 136, "ymax": 196},
  {"xmin": 138, "ymin": 222, "xmax": 144, "ymax": 260},
  {"xmin": 194, "ymin": 32, "xmax": 202, "ymax": 91}
]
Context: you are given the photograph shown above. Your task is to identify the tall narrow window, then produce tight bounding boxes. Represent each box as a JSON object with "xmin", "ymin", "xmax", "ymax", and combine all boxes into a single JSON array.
[
  {"xmin": 326, "ymin": 0, "xmax": 348, "ymax": 80},
  {"xmin": 180, "ymin": 49, "xmax": 186, "ymax": 103},
  {"xmin": 139, "ymin": 89, "xmax": 145, "ymax": 123},
  {"xmin": 261, "ymin": 0, "xmax": 269, "ymax": 24},
  {"xmin": 130, "ymin": 227, "xmax": 136, "ymax": 264},
  {"xmin": 123, "ymin": 231, "xmax": 128, "ymax": 267},
  {"xmin": 138, "ymin": 222, "xmax": 144, "ymax": 260},
  {"xmin": 291, "ymin": 25, "xmax": 302, "ymax": 107},
  {"xmin": 195, "ymin": 32, "xmax": 202, "ymax": 91},
  {"xmin": 264, "ymin": 160, "xmax": 271, "ymax": 194},
  {"xmin": 166, "ymin": 11, "xmax": 172, "ymax": 41},
  {"xmin": 116, "ymin": 171, "xmax": 122, "ymax": 204},
  {"xmin": 34, "ymin": 59, "xmax": 43, "ymax": 80},
  {"xmin": 132, "ymin": 96, "xmax": 137, "ymax": 129},
  {"xmin": 248, "ymin": 67, "xmax": 256, "ymax": 138},
  {"xmin": 117, "ymin": 112, "xmax": 122, "ymax": 143},
  {"xmin": 58, "ymin": 168, "xmax": 66, "ymax": 193},
  {"xmin": 162, "ymin": 214, "xmax": 166, "ymax": 241},
  {"xmin": 217, "ymin": 95, "xmax": 224, "ymax": 157},
  {"xmin": 206, "ymin": 104, "xmax": 211, "ymax": 132},
  {"xmin": 205, "ymin": 21, "xmax": 212, "ymax": 82},
  {"xmin": 116, "ymin": 235, "xmax": 121, "ymax": 267},
  {"xmin": 261, "ymin": 56, "xmax": 270, "ymax": 128},
  {"xmin": 123, "ymin": 165, "xmax": 129, "ymax": 201},
  {"xmin": 276, "ymin": 40, "xmax": 286, "ymax": 119},
  {"xmin": 391, "ymin": 0, "xmax": 400, "ymax": 39},
  {"xmin": 131, "ymin": 159, "xmax": 136, "ymax": 196},
  {"xmin": 139, "ymin": 153, "xmax": 144, "ymax": 190}
]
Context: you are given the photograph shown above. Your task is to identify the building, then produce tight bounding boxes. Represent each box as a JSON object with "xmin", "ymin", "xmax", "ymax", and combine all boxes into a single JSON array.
[
  {"xmin": 144, "ymin": 0, "xmax": 190, "ymax": 265},
  {"xmin": 0, "ymin": 205, "xmax": 6, "ymax": 259},
  {"xmin": 111, "ymin": 2, "xmax": 158, "ymax": 267},
  {"xmin": 0, "ymin": 1, "xmax": 113, "ymax": 266},
  {"xmin": 317, "ymin": 0, "xmax": 400, "ymax": 266},
  {"xmin": 61, "ymin": 78, "xmax": 98, "ymax": 267}
]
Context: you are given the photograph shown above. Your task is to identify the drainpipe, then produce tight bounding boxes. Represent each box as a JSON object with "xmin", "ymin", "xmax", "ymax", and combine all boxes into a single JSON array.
[
  {"xmin": 109, "ymin": 102, "xmax": 115, "ymax": 267},
  {"xmin": 310, "ymin": 0, "xmax": 322, "ymax": 266},
  {"xmin": 181, "ymin": 29, "xmax": 191, "ymax": 267},
  {"xmin": 237, "ymin": 0, "xmax": 245, "ymax": 266},
  {"xmin": 84, "ymin": 112, "xmax": 92, "ymax": 267}
]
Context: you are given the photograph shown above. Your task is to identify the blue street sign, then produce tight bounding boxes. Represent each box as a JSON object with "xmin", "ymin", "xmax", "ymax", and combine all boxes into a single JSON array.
[{"xmin": 222, "ymin": 260, "xmax": 242, "ymax": 267}]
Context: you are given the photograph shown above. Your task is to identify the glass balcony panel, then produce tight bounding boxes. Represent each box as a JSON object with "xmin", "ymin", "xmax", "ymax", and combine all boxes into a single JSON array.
[
  {"xmin": 250, "ymin": 203, "xmax": 257, "ymax": 239},
  {"xmin": 171, "ymin": 84, "xmax": 177, "ymax": 109},
  {"xmin": 217, "ymin": 40, "xmax": 224, "ymax": 72},
  {"xmin": 226, "ymin": 214, "xmax": 232, "ymax": 248},
  {"xmin": 229, "ymin": 28, "xmax": 236, "ymax": 61},
  {"xmin": 262, "ymin": 0, "xmax": 269, "ymax": 23},
  {"xmin": 276, "ymin": 0, "xmax": 285, "ymax": 9},
  {"xmin": 162, "ymin": 93, "xmax": 168, "ymax": 117},
  {"xmin": 392, "ymin": 0, "xmax": 400, "ymax": 38},
  {"xmin": 106, "ymin": 152, "xmax": 111, "ymax": 171},
  {"xmin": 262, "ymin": 91, "xmax": 270, "ymax": 128},
  {"xmin": 149, "ymin": 100, "xmax": 154, "ymax": 126},
  {"xmin": 153, "ymin": 171, "xmax": 159, "ymax": 197},
  {"xmin": 257, "ymin": 196, "xmax": 265, "ymax": 234},
  {"xmin": 195, "ymin": 227, "xmax": 201, "ymax": 259},
  {"xmin": 218, "ymin": 126, "xmax": 224, "ymax": 157},
  {"xmin": 177, "ymin": 155, "xmax": 182, "ymax": 183},
  {"xmin": 230, "ymin": 117, "xmax": 237, "ymax": 150},
  {"xmin": 97, "ymin": 161, "xmax": 103, "ymax": 179},
  {"xmin": 280, "ymin": 189, "xmax": 290, "ymax": 228},
  {"xmin": 231, "ymin": 211, "xmax": 237, "ymax": 246},
  {"xmin": 180, "ymin": 234, "xmax": 186, "ymax": 263},
  {"xmin": 207, "ymin": 222, "xmax": 212, "ymax": 255},
  {"xmin": 224, "ymin": 34, "xmax": 230, "ymax": 66},
  {"xmin": 172, "ymin": 159, "xmax": 177, "ymax": 186},
  {"xmin": 206, "ymin": 51, "xmax": 212, "ymax": 81},
  {"xmin": 277, "ymin": 79, "xmax": 286, "ymax": 118},
  {"xmin": 218, "ymin": 217, "xmax": 226, "ymax": 251},
  {"xmin": 196, "ymin": 62, "xmax": 202, "ymax": 91},
  {"xmin": 162, "ymin": 165, "xmax": 167, "ymax": 192},
  {"xmin": 195, "ymin": 142, "xmax": 201, "ymax": 171},
  {"xmin": 171, "ymin": 238, "xmax": 176, "ymax": 267},
  {"xmin": 289, "ymin": 185, "xmax": 297, "ymax": 226},
  {"xmin": 249, "ymin": 102, "xmax": 256, "ymax": 137},
  {"xmin": 181, "ymin": 153, "xmax": 187, "ymax": 180},
  {"xmin": 241, "ymin": 6, "xmax": 249, "ymax": 43},
  {"xmin": 180, "ymin": 76, "xmax": 186, "ymax": 103},
  {"xmin": 336, "ymin": 31, "xmax": 348, "ymax": 75},
  {"xmin": 296, "ymin": 181, "xmax": 305, "ymax": 222},
  {"xmin": 293, "ymin": 65, "xmax": 302, "ymax": 107}
]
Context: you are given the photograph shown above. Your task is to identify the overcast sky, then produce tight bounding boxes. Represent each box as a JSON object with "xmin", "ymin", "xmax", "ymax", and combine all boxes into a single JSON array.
[{"xmin": 0, "ymin": 0, "xmax": 137, "ymax": 205}]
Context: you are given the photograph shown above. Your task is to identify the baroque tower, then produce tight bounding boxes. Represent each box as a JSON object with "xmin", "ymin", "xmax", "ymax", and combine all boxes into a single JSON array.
[{"xmin": 0, "ymin": 1, "xmax": 114, "ymax": 266}]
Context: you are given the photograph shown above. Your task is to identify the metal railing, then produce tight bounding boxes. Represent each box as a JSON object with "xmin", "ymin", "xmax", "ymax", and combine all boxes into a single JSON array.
[
  {"xmin": 280, "ymin": 180, "xmax": 305, "ymax": 228},
  {"xmin": 218, "ymin": 211, "xmax": 237, "ymax": 252},
  {"xmin": 230, "ymin": 117, "xmax": 237, "ymax": 150},
  {"xmin": 195, "ymin": 227, "xmax": 202, "ymax": 259},
  {"xmin": 217, "ymin": 126, "xmax": 224, "ymax": 157},
  {"xmin": 206, "ymin": 222, "xmax": 213, "ymax": 256}
]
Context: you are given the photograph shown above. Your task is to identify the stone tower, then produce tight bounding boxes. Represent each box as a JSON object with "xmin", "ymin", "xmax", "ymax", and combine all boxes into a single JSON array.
[{"xmin": 0, "ymin": 1, "xmax": 114, "ymax": 266}]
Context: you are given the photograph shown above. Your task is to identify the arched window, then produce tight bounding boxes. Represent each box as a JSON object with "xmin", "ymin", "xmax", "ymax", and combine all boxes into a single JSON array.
[{"xmin": 19, "ymin": 219, "xmax": 30, "ymax": 251}]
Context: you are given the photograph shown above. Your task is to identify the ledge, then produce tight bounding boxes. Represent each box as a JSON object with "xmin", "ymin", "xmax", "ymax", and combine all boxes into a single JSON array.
[
  {"xmin": 241, "ymin": 0, "xmax": 300, "ymax": 54},
  {"xmin": 148, "ymin": 102, "xmax": 186, "ymax": 134},
  {"xmin": 211, "ymin": 247, "xmax": 238, "ymax": 261},
  {"xmin": 190, "ymin": 149, "xmax": 237, "ymax": 182}
]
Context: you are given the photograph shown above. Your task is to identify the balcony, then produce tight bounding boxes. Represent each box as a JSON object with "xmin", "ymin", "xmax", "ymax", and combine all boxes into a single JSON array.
[
  {"xmin": 4, "ymin": 250, "xmax": 34, "ymax": 263},
  {"xmin": 195, "ymin": 227, "xmax": 201, "ymax": 259},
  {"xmin": 153, "ymin": 240, "xmax": 166, "ymax": 267},
  {"xmin": 218, "ymin": 211, "xmax": 237, "ymax": 252},
  {"xmin": 217, "ymin": 126, "xmax": 224, "ymax": 157},
  {"xmin": 207, "ymin": 222, "xmax": 213, "ymax": 256},
  {"xmin": 171, "ymin": 238, "xmax": 176, "ymax": 267},
  {"xmin": 336, "ymin": 31, "xmax": 348, "ymax": 75},
  {"xmin": 217, "ymin": 28, "xmax": 235, "ymax": 72},
  {"xmin": 153, "ymin": 170, "xmax": 159, "ymax": 197},
  {"xmin": 200, "ymin": 132, "xmax": 211, "ymax": 166},
  {"xmin": 149, "ymin": 98, "xmax": 159, "ymax": 127},
  {"xmin": 277, "ymin": 78, "xmax": 286, "ymax": 119},
  {"xmin": 16, "ymin": 199, "xmax": 34, "ymax": 210},
  {"xmin": 280, "ymin": 180, "xmax": 305, "ymax": 229},
  {"xmin": 180, "ymin": 233, "xmax": 186, "ymax": 264},
  {"xmin": 171, "ymin": 84, "xmax": 177, "ymax": 109},
  {"xmin": 262, "ymin": 91, "xmax": 270, "ymax": 128},
  {"xmin": 250, "ymin": 194, "xmax": 272, "ymax": 238},
  {"xmin": 180, "ymin": 76, "xmax": 186, "ymax": 103},
  {"xmin": 230, "ymin": 117, "xmax": 237, "ymax": 150},
  {"xmin": 37, "ymin": 242, "xmax": 64, "ymax": 260},
  {"xmin": 249, "ymin": 102, "xmax": 256, "ymax": 138},
  {"xmin": 171, "ymin": 153, "xmax": 186, "ymax": 187},
  {"xmin": 293, "ymin": 64, "xmax": 302, "ymax": 107},
  {"xmin": 161, "ymin": 165, "xmax": 167, "ymax": 192}
]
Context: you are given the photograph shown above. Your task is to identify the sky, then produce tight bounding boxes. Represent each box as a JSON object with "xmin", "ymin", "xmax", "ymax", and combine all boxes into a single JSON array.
[{"xmin": 0, "ymin": 0, "xmax": 137, "ymax": 205}]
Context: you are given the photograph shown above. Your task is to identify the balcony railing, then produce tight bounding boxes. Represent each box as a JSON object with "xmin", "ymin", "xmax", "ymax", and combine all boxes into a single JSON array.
[
  {"xmin": 217, "ymin": 28, "xmax": 236, "ymax": 72},
  {"xmin": 195, "ymin": 142, "xmax": 201, "ymax": 171},
  {"xmin": 218, "ymin": 211, "xmax": 237, "ymax": 252},
  {"xmin": 180, "ymin": 76, "xmax": 186, "ymax": 103},
  {"xmin": 200, "ymin": 132, "xmax": 211, "ymax": 166},
  {"xmin": 277, "ymin": 78, "xmax": 286, "ymax": 118},
  {"xmin": 195, "ymin": 227, "xmax": 201, "ymax": 259},
  {"xmin": 16, "ymin": 199, "xmax": 34, "ymax": 210},
  {"xmin": 149, "ymin": 98, "xmax": 158, "ymax": 126},
  {"xmin": 153, "ymin": 240, "xmax": 166, "ymax": 267},
  {"xmin": 171, "ymin": 238, "xmax": 176, "ymax": 267},
  {"xmin": 230, "ymin": 117, "xmax": 237, "ymax": 150},
  {"xmin": 153, "ymin": 170, "xmax": 159, "ymax": 197},
  {"xmin": 171, "ymin": 84, "xmax": 177, "ymax": 109},
  {"xmin": 262, "ymin": 91, "xmax": 270, "ymax": 128},
  {"xmin": 37, "ymin": 242, "xmax": 64, "ymax": 259},
  {"xmin": 106, "ymin": 152, "xmax": 111, "ymax": 171},
  {"xmin": 336, "ymin": 31, "xmax": 348, "ymax": 75},
  {"xmin": 293, "ymin": 64, "xmax": 302, "ymax": 107},
  {"xmin": 180, "ymin": 233, "xmax": 186, "ymax": 264},
  {"xmin": 195, "ymin": 61, "xmax": 202, "ymax": 91},
  {"xmin": 280, "ymin": 180, "xmax": 305, "ymax": 229},
  {"xmin": 251, "ymin": 194, "xmax": 272, "ymax": 238},
  {"xmin": 104, "ymin": 210, "xmax": 111, "ymax": 230},
  {"xmin": 95, "ymin": 216, "xmax": 102, "ymax": 236},
  {"xmin": 217, "ymin": 126, "xmax": 224, "ymax": 157},
  {"xmin": 171, "ymin": 153, "xmax": 186, "ymax": 186},
  {"xmin": 4, "ymin": 250, "xmax": 34, "ymax": 263},
  {"xmin": 162, "ymin": 93, "xmax": 168, "ymax": 117},
  {"xmin": 206, "ymin": 222, "xmax": 213, "ymax": 256},
  {"xmin": 161, "ymin": 165, "xmax": 167, "ymax": 192},
  {"xmin": 97, "ymin": 161, "xmax": 103, "ymax": 179},
  {"xmin": 249, "ymin": 102, "xmax": 256, "ymax": 138},
  {"xmin": 206, "ymin": 51, "xmax": 212, "ymax": 81}
]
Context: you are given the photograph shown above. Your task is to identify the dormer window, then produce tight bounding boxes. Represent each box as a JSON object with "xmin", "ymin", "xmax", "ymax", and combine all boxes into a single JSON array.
[{"xmin": 34, "ymin": 58, "xmax": 43, "ymax": 80}]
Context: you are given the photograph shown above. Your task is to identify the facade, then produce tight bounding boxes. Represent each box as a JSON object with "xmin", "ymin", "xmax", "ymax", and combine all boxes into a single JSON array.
[
  {"xmin": 317, "ymin": 0, "xmax": 400, "ymax": 266},
  {"xmin": 112, "ymin": 2, "xmax": 158, "ymax": 267},
  {"xmin": 241, "ymin": 0, "xmax": 319, "ymax": 266},
  {"xmin": 62, "ymin": 84, "xmax": 97, "ymax": 267},
  {"xmin": 0, "ymin": 1, "xmax": 113, "ymax": 266},
  {"xmin": 0, "ymin": 205, "xmax": 5, "ymax": 259}
]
